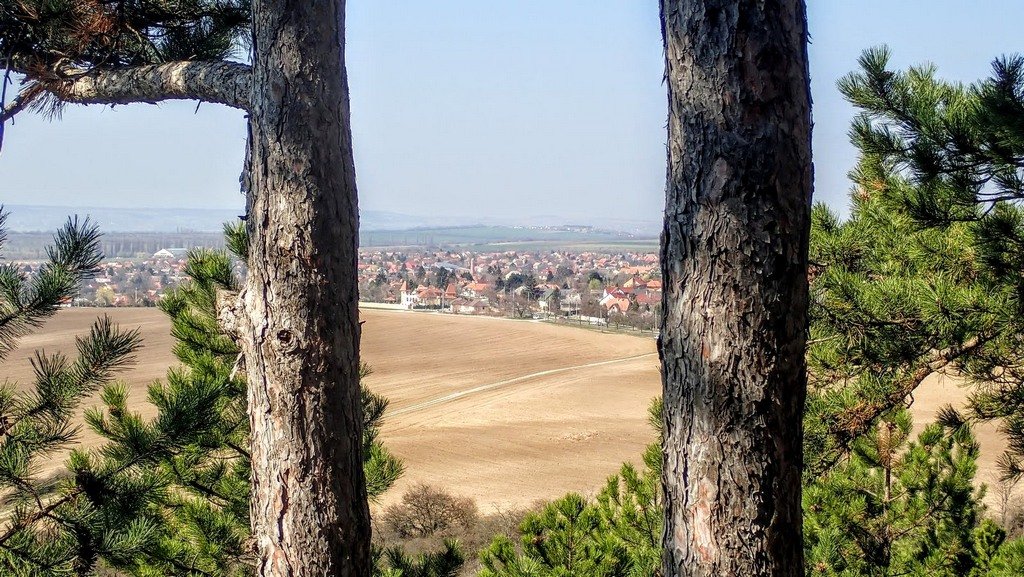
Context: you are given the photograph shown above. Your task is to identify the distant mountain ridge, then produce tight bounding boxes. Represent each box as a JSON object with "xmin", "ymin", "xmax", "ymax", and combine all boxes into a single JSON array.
[{"xmin": 1, "ymin": 204, "xmax": 660, "ymax": 236}]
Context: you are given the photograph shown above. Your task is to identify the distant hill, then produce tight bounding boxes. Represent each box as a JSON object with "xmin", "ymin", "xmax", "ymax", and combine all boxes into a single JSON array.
[
  {"xmin": 360, "ymin": 225, "xmax": 647, "ymax": 248},
  {"xmin": 1, "ymin": 205, "xmax": 660, "ymax": 236},
  {"xmin": 3, "ymin": 205, "xmax": 240, "ymax": 233}
]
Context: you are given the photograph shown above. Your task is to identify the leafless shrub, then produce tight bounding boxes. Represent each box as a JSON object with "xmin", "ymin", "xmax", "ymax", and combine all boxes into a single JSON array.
[
  {"xmin": 381, "ymin": 484, "xmax": 479, "ymax": 538},
  {"xmin": 990, "ymin": 473, "xmax": 1024, "ymax": 538}
]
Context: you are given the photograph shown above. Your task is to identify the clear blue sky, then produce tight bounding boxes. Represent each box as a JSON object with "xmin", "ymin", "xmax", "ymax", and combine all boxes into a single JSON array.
[{"xmin": 2, "ymin": 1, "xmax": 1022, "ymax": 223}]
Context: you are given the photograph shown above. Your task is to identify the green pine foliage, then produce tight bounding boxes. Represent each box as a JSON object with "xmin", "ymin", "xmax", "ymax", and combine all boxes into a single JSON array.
[
  {"xmin": 799, "ymin": 48, "xmax": 1024, "ymax": 575},
  {"xmin": 970, "ymin": 521, "xmax": 1007, "ymax": 577},
  {"xmin": 802, "ymin": 163, "xmax": 995, "ymax": 474},
  {"xmin": 804, "ymin": 412, "xmax": 987, "ymax": 576},
  {"xmin": 374, "ymin": 540, "xmax": 465, "ymax": 577},
  {"xmin": 986, "ymin": 538, "xmax": 1024, "ymax": 577},
  {"xmin": 0, "ymin": 0, "xmax": 248, "ymax": 67},
  {"xmin": 1, "ymin": 220, "xmax": 450, "ymax": 576},
  {"xmin": 833, "ymin": 46, "xmax": 1024, "ymax": 479},
  {"xmin": 0, "ymin": 208, "xmax": 145, "ymax": 575},
  {"xmin": 83, "ymin": 241, "xmax": 407, "ymax": 575},
  {"xmin": 478, "ymin": 399, "xmax": 662, "ymax": 577},
  {"xmin": 0, "ymin": 208, "xmax": 105, "ymax": 356},
  {"xmin": 479, "ymin": 494, "xmax": 629, "ymax": 577}
]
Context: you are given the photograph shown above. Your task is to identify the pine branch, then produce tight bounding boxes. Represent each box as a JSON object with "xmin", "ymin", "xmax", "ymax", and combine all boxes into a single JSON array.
[
  {"xmin": 816, "ymin": 336, "xmax": 985, "ymax": 474},
  {"xmin": 0, "ymin": 419, "xmax": 180, "ymax": 552},
  {"xmin": 1, "ymin": 60, "xmax": 250, "ymax": 123},
  {"xmin": 224, "ymin": 439, "xmax": 249, "ymax": 460},
  {"xmin": 0, "ymin": 214, "xmax": 103, "ymax": 361},
  {"xmin": 0, "ymin": 316, "xmax": 141, "ymax": 444}
]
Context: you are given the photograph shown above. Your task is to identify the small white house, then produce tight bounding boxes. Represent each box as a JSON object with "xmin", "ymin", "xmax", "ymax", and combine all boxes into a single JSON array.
[
  {"xmin": 153, "ymin": 248, "xmax": 189, "ymax": 259},
  {"xmin": 399, "ymin": 281, "xmax": 416, "ymax": 308}
]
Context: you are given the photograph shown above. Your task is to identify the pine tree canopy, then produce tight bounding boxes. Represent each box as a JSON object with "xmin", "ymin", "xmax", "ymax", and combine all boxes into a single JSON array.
[
  {"xmin": 0, "ymin": 208, "xmax": 104, "ymax": 358},
  {"xmin": 804, "ymin": 412, "xmax": 988, "ymax": 576},
  {"xmin": 0, "ymin": 224, "xmax": 427, "ymax": 576},
  {"xmin": 0, "ymin": 0, "xmax": 248, "ymax": 68},
  {"xmin": 1, "ymin": 0, "xmax": 251, "ymax": 129},
  {"xmin": 840, "ymin": 46, "xmax": 1024, "ymax": 224},
  {"xmin": 0, "ymin": 208, "xmax": 146, "ymax": 576},
  {"xmin": 803, "ymin": 47, "xmax": 1024, "ymax": 482}
]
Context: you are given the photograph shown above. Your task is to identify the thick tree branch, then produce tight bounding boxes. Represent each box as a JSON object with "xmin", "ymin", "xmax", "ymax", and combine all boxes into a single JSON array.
[
  {"xmin": 1, "ymin": 60, "xmax": 250, "ymax": 122},
  {"xmin": 0, "ymin": 89, "xmax": 32, "ymax": 124},
  {"xmin": 816, "ymin": 335, "xmax": 987, "ymax": 474}
]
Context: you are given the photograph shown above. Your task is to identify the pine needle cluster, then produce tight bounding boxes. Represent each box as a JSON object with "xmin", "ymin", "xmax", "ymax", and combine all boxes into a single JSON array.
[
  {"xmin": 813, "ymin": 46, "xmax": 1024, "ymax": 482},
  {"xmin": 0, "ymin": 0, "xmax": 248, "ymax": 74},
  {"xmin": 801, "ymin": 47, "xmax": 1024, "ymax": 576},
  {"xmin": 0, "ymin": 207, "xmax": 146, "ymax": 575},
  {"xmin": 804, "ymin": 412, "xmax": 991, "ymax": 575}
]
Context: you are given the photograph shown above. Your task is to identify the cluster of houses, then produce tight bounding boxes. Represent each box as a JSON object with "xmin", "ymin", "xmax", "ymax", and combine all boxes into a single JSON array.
[
  {"xmin": 17, "ymin": 246, "xmax": 663, "ymax": 325},
  {"xmin": 80, "ymin": 248, "xmax": 210, "ymax": 306},
  {"xmin": 359, "ymin": 249, "xmax": 663, "ymax": 321},
  {"xmin": 14, "ymin": 248, "xmax": 222, "ymax": 307},
  {"xmin": 399, "ymin": 281, "xmax": 492, "ymax": 314},
  {"xmin": 597, "ymin": 276, "xmax": 663, "ymax": 314}
]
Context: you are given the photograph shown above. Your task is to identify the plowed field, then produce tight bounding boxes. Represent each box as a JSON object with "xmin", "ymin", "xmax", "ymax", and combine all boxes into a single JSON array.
[{"xmin": 1, "ymin": 307, "xmax": 1006, "ymax": 510}]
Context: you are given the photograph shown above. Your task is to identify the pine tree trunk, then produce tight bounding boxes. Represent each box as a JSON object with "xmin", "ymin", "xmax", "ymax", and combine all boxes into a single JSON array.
[
  {"xmin": 244, "ymin": 0, "xmax": 369, "ymax": 575},
  {"xmin": 658, "ymin": 2, "xmax": 812, "ymax": 576}
]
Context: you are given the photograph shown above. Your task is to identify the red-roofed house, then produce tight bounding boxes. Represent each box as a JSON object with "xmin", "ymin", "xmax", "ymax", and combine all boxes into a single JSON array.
[
  {"xmin": 462, "ymin": 282, "xmax": 492, "ymax": 297},
  {"xmin": 604, "ymin": 296, "xmax": 631, "ymax": 314},
  {"xmin": 416, "ymin": 286, "xmax": 444, "ymax": 307}
]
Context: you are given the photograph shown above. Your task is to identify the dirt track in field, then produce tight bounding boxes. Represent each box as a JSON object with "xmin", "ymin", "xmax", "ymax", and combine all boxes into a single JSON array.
[
  {"xmin": 0, "ymin": 307, "xmax": 1009, "ymax": 510},
  {"xmin": 0, "ymin": 308, "xmax": 662, "ymax": 509}
]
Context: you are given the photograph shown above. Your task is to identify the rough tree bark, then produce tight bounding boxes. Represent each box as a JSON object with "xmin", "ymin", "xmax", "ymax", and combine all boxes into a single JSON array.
[
  {"xmin": 242, "ymin": 0, "xmax": 369, "ymax": 575},
  {"xmin": 60, "ymin": 61, "xmax": 251, "ymax": 110},
  {"xmin": 658, "ymin": 2, "xmax": 812, "ymax": 576},
  {"xmin": 0, "ymin": 62, "xmax": 250, "ymax": 123},
  {"xmin": 2, "ymin": 1, "xmax": 368, "ymax": 574}
]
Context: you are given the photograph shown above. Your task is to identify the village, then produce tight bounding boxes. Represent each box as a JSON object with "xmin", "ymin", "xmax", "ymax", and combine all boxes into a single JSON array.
[
  {"xmin": 357, "ymin": 248, "xmax": 662, "ymax": 330},
  {"xmin": 12, "ymin": 246, "xmax": 663, "ymax": 330}
]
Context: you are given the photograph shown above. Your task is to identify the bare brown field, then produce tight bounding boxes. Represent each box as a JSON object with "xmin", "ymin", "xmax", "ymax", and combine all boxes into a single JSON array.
[
  {"xmin": 0, "ymin": 308, "xmax": 661, "ymax": 509},
  {"xmin": 359, "ymin": 310, "xmax": 661, "ymax": 509},
  {"xmin": 0, "ymin": 308, "xmax": 1009, "ymax": 511},
  {"xmin": 3, "ymin": 308, "xmax": 174, "ymax": 422},
  {"xmin": 911, "ymin": 372, "xmax": 1009, "ymax": 500}
]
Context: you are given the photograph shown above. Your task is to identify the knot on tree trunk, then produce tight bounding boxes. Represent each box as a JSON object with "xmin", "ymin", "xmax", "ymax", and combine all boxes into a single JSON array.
[
  {"xmin": 217, "ymin": 288, "xmax": 247, "ymax": 381},
  {"xmin": 217, "ymin": 288, "xmax": 243, "ymax": 339}
]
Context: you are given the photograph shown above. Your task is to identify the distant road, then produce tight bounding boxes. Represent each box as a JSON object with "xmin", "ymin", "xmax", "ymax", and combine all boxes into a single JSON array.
[
  {"xmin": 390, "ymin": 352, "xmax": 658, "ymax": 416},
  {"xmin": 358, "ymin": 302, "xmax": 407, "ymax": 311}
]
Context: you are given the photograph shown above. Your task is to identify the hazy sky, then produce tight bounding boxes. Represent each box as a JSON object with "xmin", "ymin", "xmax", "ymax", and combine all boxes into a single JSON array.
[{"xmin": 2, "ymin": 1, "xmax": 1023, "ymax": 223}]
